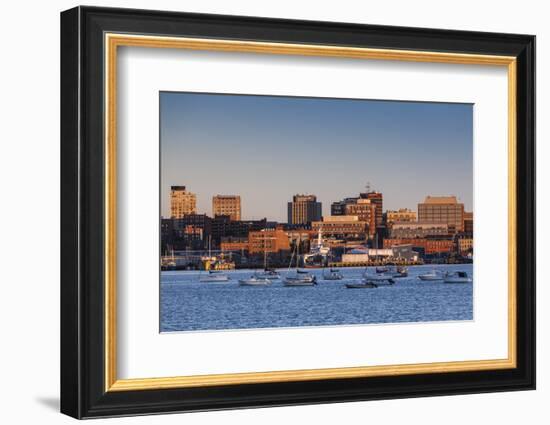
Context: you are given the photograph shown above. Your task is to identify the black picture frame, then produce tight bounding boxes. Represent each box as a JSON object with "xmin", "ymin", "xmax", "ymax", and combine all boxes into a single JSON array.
[{"xmin": 61, "ymin": 5, "xmax": 535, "ymax": 419}]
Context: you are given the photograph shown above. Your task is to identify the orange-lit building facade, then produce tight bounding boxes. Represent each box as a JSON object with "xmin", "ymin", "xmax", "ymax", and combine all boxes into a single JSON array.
[
  {"xmin": 248, "ymin": 228, "xmax": 291, "ymax": 254},
  {"xmin": 212, "ymin": 195, "xmax": 241, "ymax": 221},
  {"xmin": 312, "ymin": 216, "xmax": 368, "ymax": 239},
  {"xmin": 170, "ymin": 186, "xmax": 197, "ymax": 218}
]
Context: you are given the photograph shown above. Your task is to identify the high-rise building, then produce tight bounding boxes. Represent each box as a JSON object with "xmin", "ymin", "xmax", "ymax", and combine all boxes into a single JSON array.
[
  {"xmin": 418, "ymin": 196, "xmax": 465, "ymax": 232},
  {"xmin": 287, "ymin": 194, "xmax": 322, "ymax": 225},
  {"xmin": 331, "ymin": 197, "xmax": 359, "ymax": 216},
  {"xmin": 212, "ymin": 195, "xmax": 241, "ymax": 221},
  {"xmin": 360, "ymin": 191, "xmax": 383, "ymax": 228},
  {"xmin": 344, "ymin": 199, "xmax": 376, "ymax": 236},
  {"xmin": 170, "ymin": 185, "xmax": 197, "ymax": 218}
]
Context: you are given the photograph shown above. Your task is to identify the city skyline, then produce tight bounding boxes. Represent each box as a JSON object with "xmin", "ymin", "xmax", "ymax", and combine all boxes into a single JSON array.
[{"xmin": 161, "ymin": 92, "xmax": 473, "ymax": 221}]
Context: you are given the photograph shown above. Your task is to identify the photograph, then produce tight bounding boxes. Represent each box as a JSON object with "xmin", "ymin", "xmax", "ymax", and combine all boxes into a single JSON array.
[
  {"xmin": 57, "ymin": 4, "xmax": 536, "ymax": 420},
  {"xmin": 160, "ymin": 92, "xmax": 474, "ymax": 332}
]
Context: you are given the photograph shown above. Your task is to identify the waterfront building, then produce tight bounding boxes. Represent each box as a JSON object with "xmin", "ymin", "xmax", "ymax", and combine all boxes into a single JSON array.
[
  {"xmin": 418, "ymin": 196, "xmax": 465, "ymax": 232},
  {"xmin": 344, "ymin": 199, "xmax": 376, "ymax": 236},
  {"xmin": 389, "ymin": 222, "xmax": 449, "ymax": 239},
  {"xmin": 170, "ymin": 185, "xmax": 197, "ymax": 218},
  {"xmin": 383, "ymin": 237, "xmax": 455, "ymax": 255},
  {"xmin": 311, "ymin": 215, "xmax": 368, "ymax": 240},
  {"xmin": 386, "ymin": 208, "xmax": 417, "ymax": 224},
  {"xmin": 287, "ymin": 194, "xmax": 322, "ymax": 225},
  {"xmin": 248, "ymin": 227, "xmax": 291, "ymax": 254},
  {"xmin": 212, "ymin": 195, "xmax": 241, "ymax": 221}
]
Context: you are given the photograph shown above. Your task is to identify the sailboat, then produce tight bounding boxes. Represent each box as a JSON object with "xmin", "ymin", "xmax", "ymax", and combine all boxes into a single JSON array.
[
  {"xmin": 322, "ymin": 268, "xmax": 343, "ymax": 280},
  {"xmin": 199, "ymin": 236, "xmax": 230, "ymax": 282},
  {"xmin": 283, "ymin": 237, "xmax": 316, "ymax": 286},
  {"xmin": 255, "ymin": 234, "xmax": 280, "ymax": 280}
]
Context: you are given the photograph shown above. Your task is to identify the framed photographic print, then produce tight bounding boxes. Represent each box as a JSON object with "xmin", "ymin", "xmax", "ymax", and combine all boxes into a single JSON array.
[{"xmin": 60, "ymin": 6, "xmax": 535, "ymax": 419}]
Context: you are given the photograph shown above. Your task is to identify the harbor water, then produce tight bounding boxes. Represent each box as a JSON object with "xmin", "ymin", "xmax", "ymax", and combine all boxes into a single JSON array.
[{"xmin": 160, "ymin": 264, "xmax": 473, "ymax": 332}]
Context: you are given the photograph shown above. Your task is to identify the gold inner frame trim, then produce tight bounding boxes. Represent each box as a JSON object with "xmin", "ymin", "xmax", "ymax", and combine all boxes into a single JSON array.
[{"xmin": 104, "ymin": 33, "xmax": 518, "ymax": 392}]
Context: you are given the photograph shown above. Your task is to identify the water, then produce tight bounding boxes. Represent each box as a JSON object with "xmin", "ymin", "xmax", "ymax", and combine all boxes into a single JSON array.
[{"xmin": 160, "ymin": 264, "xmax": 473, "ymax": 332}]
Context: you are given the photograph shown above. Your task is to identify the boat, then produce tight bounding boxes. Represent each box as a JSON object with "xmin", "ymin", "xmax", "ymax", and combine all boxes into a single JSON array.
[
  {"xmin": 345, "ymin": 281, "xmax": 377, "ymax": 289},
  {"xmin": 323, "ymin": 268, "xmax": 343, "ymax": 280},
  {"xmin": 256, "ymin": 268, "xmax": 280, "ymax": 280},
  {"xmin": 444, "ymin": 271, "xmax": 473, "ymax": 283},
  {"xmin": 255, "ymin": 234, "xmax": 281, "ymax": 279},
  {"xmin": 392, "ymin": 266, "xmax": 408, "ymax": 278},
  {"xmin": 418, "ymin": 270, "xmax": 446, "ymax": 281},
  {"xmin": 363, "ymin": 271, "xmax": 395, "ymax": 284},
  {"xmin": 375, "ymin": 266, "xmax": 389, "ymax": 273},
  {"xmin": 239, "ymin": 277, "xmax": 271, "ymax": 286},
  {"xmin": 303, "ymin": 227, "xmax": 330, "ymax": 267},
  {"xmin": 199, "ymin": 270, "xmax": 230, "ymax": 282},
  {"xmin": 284, "ymin": 237, "xmax": 317, "ymax": 286},
  {"xmin": 367, "ymin": 277, "xmax": 395, "ymax": 286},
  {"xmin": 283, "ymin": 275, "xmax": 317, "ymax": 286}
]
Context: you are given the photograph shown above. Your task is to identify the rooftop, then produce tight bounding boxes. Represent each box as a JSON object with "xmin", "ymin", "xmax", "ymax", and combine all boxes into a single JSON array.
[{"xmin": 422, "ymin": 196, "xmax": 458, "ymax": 204}]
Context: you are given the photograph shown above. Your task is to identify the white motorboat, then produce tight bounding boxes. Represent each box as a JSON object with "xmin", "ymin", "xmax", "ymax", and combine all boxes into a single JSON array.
[
  {"xmin": 199, "ymin": 271, "xmax": 230, "ymax": 282},
  {"xmin": 322, "ymin": 268, "xmax": 343, "ymax": 280},
  {"xmin": 444, "ymin": 271, "xmax": 473, "ymax": 283},
  {"xmin": 418, "ymin": 270, "xmax": 446, "ymax": 281},
  {"xmin": 239, "ymin": 277, "xmax": 271, "ymax": 286}
]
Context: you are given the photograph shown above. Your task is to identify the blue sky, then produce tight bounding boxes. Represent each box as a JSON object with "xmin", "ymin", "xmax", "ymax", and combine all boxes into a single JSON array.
[{"xmin": 160, "ymin": 92, "xmax": 473, "ymax": 221}]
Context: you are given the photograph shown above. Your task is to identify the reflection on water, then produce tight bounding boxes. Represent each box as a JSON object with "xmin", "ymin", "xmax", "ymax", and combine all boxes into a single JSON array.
[{"xmin": 160, "ymin": 264, "xmax": 473, "ymax": 332}]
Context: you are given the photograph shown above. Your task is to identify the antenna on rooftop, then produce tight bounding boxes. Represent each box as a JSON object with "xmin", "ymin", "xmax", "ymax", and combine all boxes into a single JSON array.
[{"xmin": 365, "ymin": 182, "xmax": 372, "ymax": 193}]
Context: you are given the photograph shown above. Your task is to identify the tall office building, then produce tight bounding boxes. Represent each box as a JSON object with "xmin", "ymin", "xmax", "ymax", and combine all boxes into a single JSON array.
[
  {"xmin": 360, "ymin": 191, "xmax": 383, "ymax": 227},
  {"xmin": 287, "ymin": 194, "xmax": 322, "ymax": 225},
  {"xmin": 418, "ymin": 196, "xmax": 465, "ymax": 232},
  {"xmin": 344, "ymin": 198, "xmax": 376, "ymax": 236},
  {"xmin": 331, "ymin": 197, "xmax": 359, "ymax": 216},
  {"xmin": 212, "ymin": 195, "xmax": 241, "ymax": 221},
  {"xmin": 170, "ymin": 185, "xmax": 197, "ymax": 218}
]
